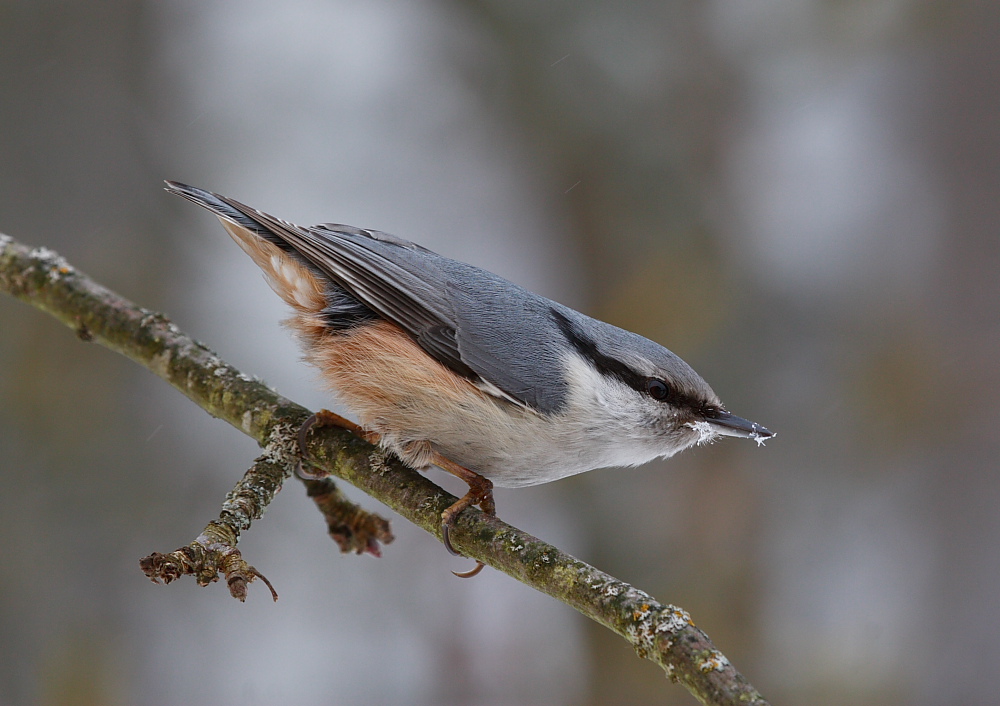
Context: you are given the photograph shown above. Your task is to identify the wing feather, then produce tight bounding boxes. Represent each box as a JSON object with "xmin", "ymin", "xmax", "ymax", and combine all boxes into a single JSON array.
[{"xmin": 175, "ymin": 185, "xmax": 484, "ymax": 386}]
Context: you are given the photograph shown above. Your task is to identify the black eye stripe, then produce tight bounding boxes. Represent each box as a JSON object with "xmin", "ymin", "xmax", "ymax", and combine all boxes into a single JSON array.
[
  {"xmin": 551, "ymin": 308, "xmax": 713, "ymax": 414},
  {"xmin": 550, "ymin": 309, "xmax": 646, "ymax": 392}
]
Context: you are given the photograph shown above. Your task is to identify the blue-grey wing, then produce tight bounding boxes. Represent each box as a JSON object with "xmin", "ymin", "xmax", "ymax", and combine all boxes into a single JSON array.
[
  {"xmin": 299, "ymin": 225, "xmax": 572, "ymax": 414},
  {"xmin": 441, "ymin": 269, "xmax": 571, "ymax": 412}
]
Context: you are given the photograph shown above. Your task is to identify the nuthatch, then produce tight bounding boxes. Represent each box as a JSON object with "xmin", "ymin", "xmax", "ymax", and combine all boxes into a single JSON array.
[{"xmin": 166, "ymin": 181, "xmax": 772, "ymax": 577}]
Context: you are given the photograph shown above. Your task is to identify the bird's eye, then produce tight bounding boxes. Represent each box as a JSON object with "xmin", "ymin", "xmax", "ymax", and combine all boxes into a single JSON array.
[{"xmin": 645, "ymin": 378, "xmax": 670, "ymax": 401}]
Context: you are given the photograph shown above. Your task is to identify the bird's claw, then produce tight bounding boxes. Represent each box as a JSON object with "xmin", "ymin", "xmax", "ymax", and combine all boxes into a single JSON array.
[{"xmin": 438, "ymin": 474, "xmax": 494, "ymax": 579}]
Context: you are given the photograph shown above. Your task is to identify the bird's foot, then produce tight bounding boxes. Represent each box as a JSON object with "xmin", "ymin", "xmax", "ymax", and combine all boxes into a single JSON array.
[
  {"xmin": 295, "ymin": 409, "xmax": 379, "ymax": 479},
  {"xmin": 432, "ymin": 453, "xmax": 494, "ymax": 578}
]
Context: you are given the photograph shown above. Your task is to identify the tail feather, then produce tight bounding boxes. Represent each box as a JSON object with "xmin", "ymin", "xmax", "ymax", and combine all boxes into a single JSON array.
[
  {"xmin": 165, "ymin": 181, "xmax": 275, "ymax": 241},
  {"xmin": 165, "ymin": 181, "xmax": 327, "ymax": 316}
]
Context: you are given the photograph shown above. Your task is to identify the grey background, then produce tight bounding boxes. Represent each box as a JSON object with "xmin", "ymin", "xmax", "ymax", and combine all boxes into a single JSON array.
[{"xmin": 1, "ymin": 2, "xmax": 997, "ymax": 705}]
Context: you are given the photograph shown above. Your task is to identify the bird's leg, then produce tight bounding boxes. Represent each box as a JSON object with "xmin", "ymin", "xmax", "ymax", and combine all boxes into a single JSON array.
[
  {"xmin": 431, "ymin": 452, "xmax": 494, "ymax": 579},
  {"xmin": 297, "ymin": 410, "xmax": 491, "ymax": 578},
  {"xmin": 296, "ymin": 409, "xmax": 379, "ymax": 479}
]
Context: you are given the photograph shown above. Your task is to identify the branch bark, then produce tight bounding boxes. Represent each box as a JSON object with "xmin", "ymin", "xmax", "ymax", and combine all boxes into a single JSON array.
[{"xmin": 0, "ymin": 233, "xmax": 770, "ymax": 706}]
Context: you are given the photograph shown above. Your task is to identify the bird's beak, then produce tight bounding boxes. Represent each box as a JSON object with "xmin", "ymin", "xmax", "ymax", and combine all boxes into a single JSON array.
[{"xmin": 706, "ymin": 411, "xmax": 774, "ymax": 444}]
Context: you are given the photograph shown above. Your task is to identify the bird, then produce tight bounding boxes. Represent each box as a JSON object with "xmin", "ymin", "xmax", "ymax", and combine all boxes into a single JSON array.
[{"xmin": 166, "ymin": 181, "xmax": 773, "ymax": 577}]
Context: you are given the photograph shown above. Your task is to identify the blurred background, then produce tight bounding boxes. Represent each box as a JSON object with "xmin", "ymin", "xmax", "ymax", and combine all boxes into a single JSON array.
[{"xmin": 1, "ymin": 1, "xmax": 997, "ymax": 704}]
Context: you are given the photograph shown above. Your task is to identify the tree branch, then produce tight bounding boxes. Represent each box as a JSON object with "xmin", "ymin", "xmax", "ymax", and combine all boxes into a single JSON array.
[{"xmin": 0, "ymin": 233, "xmax": 770, "ymax": 706}]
